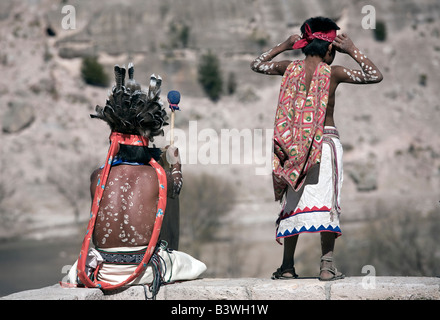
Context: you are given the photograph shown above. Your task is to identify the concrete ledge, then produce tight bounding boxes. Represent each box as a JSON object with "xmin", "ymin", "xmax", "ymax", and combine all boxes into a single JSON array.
[{"xmin": 2, "ymin": 277, "xmax": 440, "ymax": 300}]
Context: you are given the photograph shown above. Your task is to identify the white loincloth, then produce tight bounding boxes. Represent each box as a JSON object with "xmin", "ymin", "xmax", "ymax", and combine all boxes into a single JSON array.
[{"xmin": 67, "ymin": 246, "xmax": 207, "ymax": 286}]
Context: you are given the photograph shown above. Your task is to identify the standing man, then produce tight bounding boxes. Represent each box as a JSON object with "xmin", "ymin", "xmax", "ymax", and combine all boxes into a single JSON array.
[{"xmin": 251, "ymin": 17, "xmax": 383, "ymax": 281}]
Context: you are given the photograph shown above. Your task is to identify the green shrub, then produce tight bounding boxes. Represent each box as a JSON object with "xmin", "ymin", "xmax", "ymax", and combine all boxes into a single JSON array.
[
  {"xmin": 179, "ymin": 24, "xmax": 190, "ymax": 48},
  {"xmin": 197, "ymin": 51, "xmax": 223, "ymax": 102},
  {"xmin": 169, "ymin": 21, "xmax": 191, "ymax": 48},
  {"xmin": 226, "ymin": 72, "xmax": 237, "ymax": 95},
  {"xmin": 373, "ymin": 21, "xmax": 387, "ymax": 42},
  {"xmin": 81, "ymin": 56, "xmax": 109, "ymax": 87},
  {"xmin": 419, "ymin": 74, "xmax": 427, "ymax": 86}
]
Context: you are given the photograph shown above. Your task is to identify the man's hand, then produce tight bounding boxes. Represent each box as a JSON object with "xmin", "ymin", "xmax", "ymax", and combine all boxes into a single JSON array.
[
  {"xmin": 285, "ymin": 34, "xmax": 301, "ymax": 49},
  {"xmin": 165, "ymin": 146, "xmax": 183, "ymax": 197},
  {"xmin": 332, "ymin": 33, "xmax": 355, "ymax": 54},
  {"xmin": 250, "ymin": 35, "xmax": 301, "ymax": 76},
  {"xmin": 165, "ymin": 145, "xmax": 180, "ymax": 166},
  {"xmin": 331, "ymin": 32, "xmax": 384, "ymax": 85}
]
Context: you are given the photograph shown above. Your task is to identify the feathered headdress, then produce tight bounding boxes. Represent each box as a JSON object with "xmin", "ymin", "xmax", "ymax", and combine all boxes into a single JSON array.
[{"xmin": 91, "ymin": 63, "xmax": 168, "ymax": 141}]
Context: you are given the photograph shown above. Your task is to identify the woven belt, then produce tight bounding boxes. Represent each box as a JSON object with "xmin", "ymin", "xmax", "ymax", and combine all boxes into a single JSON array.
[
  {"xmin": 323, "ymin": 127, "xmax": 339, "ymax": 139},
  {"xmin": 97, "ymin": 248, "xmax": 147, "ymax": 265}
]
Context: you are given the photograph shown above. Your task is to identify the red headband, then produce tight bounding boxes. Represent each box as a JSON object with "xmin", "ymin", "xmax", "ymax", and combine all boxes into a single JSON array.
[
  {"xmin": 108, "ymin": 131, "xmax": 149, "ymax": 150},
  {"xmin": 293, "ymin": 23, "xmax": 337, "ymax": 50}
]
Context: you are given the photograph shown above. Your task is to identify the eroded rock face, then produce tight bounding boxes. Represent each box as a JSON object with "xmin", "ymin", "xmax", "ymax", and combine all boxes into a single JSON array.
[
  {"xmin": 2, "ymin": 100, "xmax": 35, "ymax": 134},
  {"xmin": 346, "ymin": 154, "xmax": 378, "ymax": 192}
]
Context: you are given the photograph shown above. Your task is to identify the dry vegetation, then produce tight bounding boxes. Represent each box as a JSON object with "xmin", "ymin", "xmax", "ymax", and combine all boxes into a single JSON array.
[{"xmin": 178, "ymin": 172, "xmax": 237, "ymax": 258}]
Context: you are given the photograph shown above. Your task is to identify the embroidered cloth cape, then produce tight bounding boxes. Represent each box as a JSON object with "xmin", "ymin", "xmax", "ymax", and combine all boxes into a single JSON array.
[{"xmin": 272, "ymin": 60, "xmax": 331, "ymax": 200}]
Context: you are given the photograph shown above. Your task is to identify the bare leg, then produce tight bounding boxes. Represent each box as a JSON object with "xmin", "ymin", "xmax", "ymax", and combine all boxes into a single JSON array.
[
  {"xmin": 320, "ymin": 232, "xmax": 335, "ymax": 258},
  {"xmin": 271, "ymin": 235, "xmax": 299, "ymax": 279},
  {"xmin": 281, "ymin": 235, "xmax": 299, "ymax": 270},
  {"xmin": 320, "ymin": 232, "xmax": 344, "ymax": 280}
]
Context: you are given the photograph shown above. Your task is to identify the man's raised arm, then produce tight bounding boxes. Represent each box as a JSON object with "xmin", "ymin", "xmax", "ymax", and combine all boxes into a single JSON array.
[
  {"xmin": 250, "ymin": 34, "xmax": 301, "ymax": 76},
  {"xmin": 332, "ymin": 33, "xmax": 383, "ymax": 84}
]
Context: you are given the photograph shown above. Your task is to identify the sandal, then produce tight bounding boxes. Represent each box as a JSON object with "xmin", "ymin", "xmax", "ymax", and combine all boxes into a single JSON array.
[
  {"xmin": 271, "ymin": 266, "xmax": 299, "ymax": 280},
  {"xmin": 319, "ymin": 256, "xmax": 345, "ymax": 281}
]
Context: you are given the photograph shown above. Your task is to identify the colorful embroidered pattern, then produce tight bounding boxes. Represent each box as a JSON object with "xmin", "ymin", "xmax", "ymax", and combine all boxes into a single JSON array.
[{"xmin": 272, "ymin": 60, "xmax": 331, "ymax": 200}]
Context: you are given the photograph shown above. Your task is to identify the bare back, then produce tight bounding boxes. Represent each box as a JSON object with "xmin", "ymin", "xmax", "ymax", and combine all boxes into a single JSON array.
[
  {"xmin": 90, "ymin": 165, "xmax": 159, "ymax": 248},
  {"xmin": 302, "ymin": 58, "xmax": 337, "ymax": 127}
]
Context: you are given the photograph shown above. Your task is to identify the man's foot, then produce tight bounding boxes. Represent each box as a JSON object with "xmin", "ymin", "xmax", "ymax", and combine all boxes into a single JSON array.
[
  {"xmin": 319, "ymin": 256, "xmax": 345, "ymax": 281},
  {"xmin": 271, "ymin": 266, "xmax": 298, "ymax": 280}
]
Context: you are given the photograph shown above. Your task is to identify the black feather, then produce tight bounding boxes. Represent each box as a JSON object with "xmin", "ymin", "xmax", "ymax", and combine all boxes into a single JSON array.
[{"xmin": 90, "ymin": 63, "xmax": 168, "ymax": 141}]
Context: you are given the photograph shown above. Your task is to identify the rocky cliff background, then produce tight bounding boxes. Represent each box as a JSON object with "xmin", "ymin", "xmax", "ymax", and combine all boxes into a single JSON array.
[{"xmin": 1, "ymin": 0, "xmax": 440, "ymax": 286}]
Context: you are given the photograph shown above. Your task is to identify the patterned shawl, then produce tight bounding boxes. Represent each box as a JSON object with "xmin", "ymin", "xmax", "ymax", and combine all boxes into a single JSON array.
[{"xmin": 272, "ymin": 60, "xmax": 331, "ymax": 200}]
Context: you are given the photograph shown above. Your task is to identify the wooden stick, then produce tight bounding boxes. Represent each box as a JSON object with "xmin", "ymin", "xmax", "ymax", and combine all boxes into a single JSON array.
[{"xmin": 170, "ymin": 110, "xmax": 175, "ymax": 146}]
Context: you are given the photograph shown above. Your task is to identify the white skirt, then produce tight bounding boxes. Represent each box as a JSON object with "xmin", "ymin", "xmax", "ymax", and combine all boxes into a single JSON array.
[{"xmin": 276, "ymin": 127, "xmax": 343, "ymax": 240}]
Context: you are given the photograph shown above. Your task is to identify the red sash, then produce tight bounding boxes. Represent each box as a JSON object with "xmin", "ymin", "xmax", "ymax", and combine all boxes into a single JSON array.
[{"xmin": 76, "ymin": 131, "xmax": 167, "ymax": 290}]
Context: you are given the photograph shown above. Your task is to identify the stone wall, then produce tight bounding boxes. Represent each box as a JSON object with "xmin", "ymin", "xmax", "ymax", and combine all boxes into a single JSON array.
[{"xmin": 2, "ymin": 277, "xmax": 440, "ymax": 300}]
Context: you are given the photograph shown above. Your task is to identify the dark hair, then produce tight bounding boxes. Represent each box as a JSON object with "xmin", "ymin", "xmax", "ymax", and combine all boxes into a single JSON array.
[
  {"xmin": 91, "ymin": 63, "xmax": 168, "ymax": 142},
  {"xmin": 300, "ymin": 17, "xmax": 340, "ymax": 58},
  {"xmin": 117, "ymin": 145, "xmax": 162, "ymax": 163}
]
